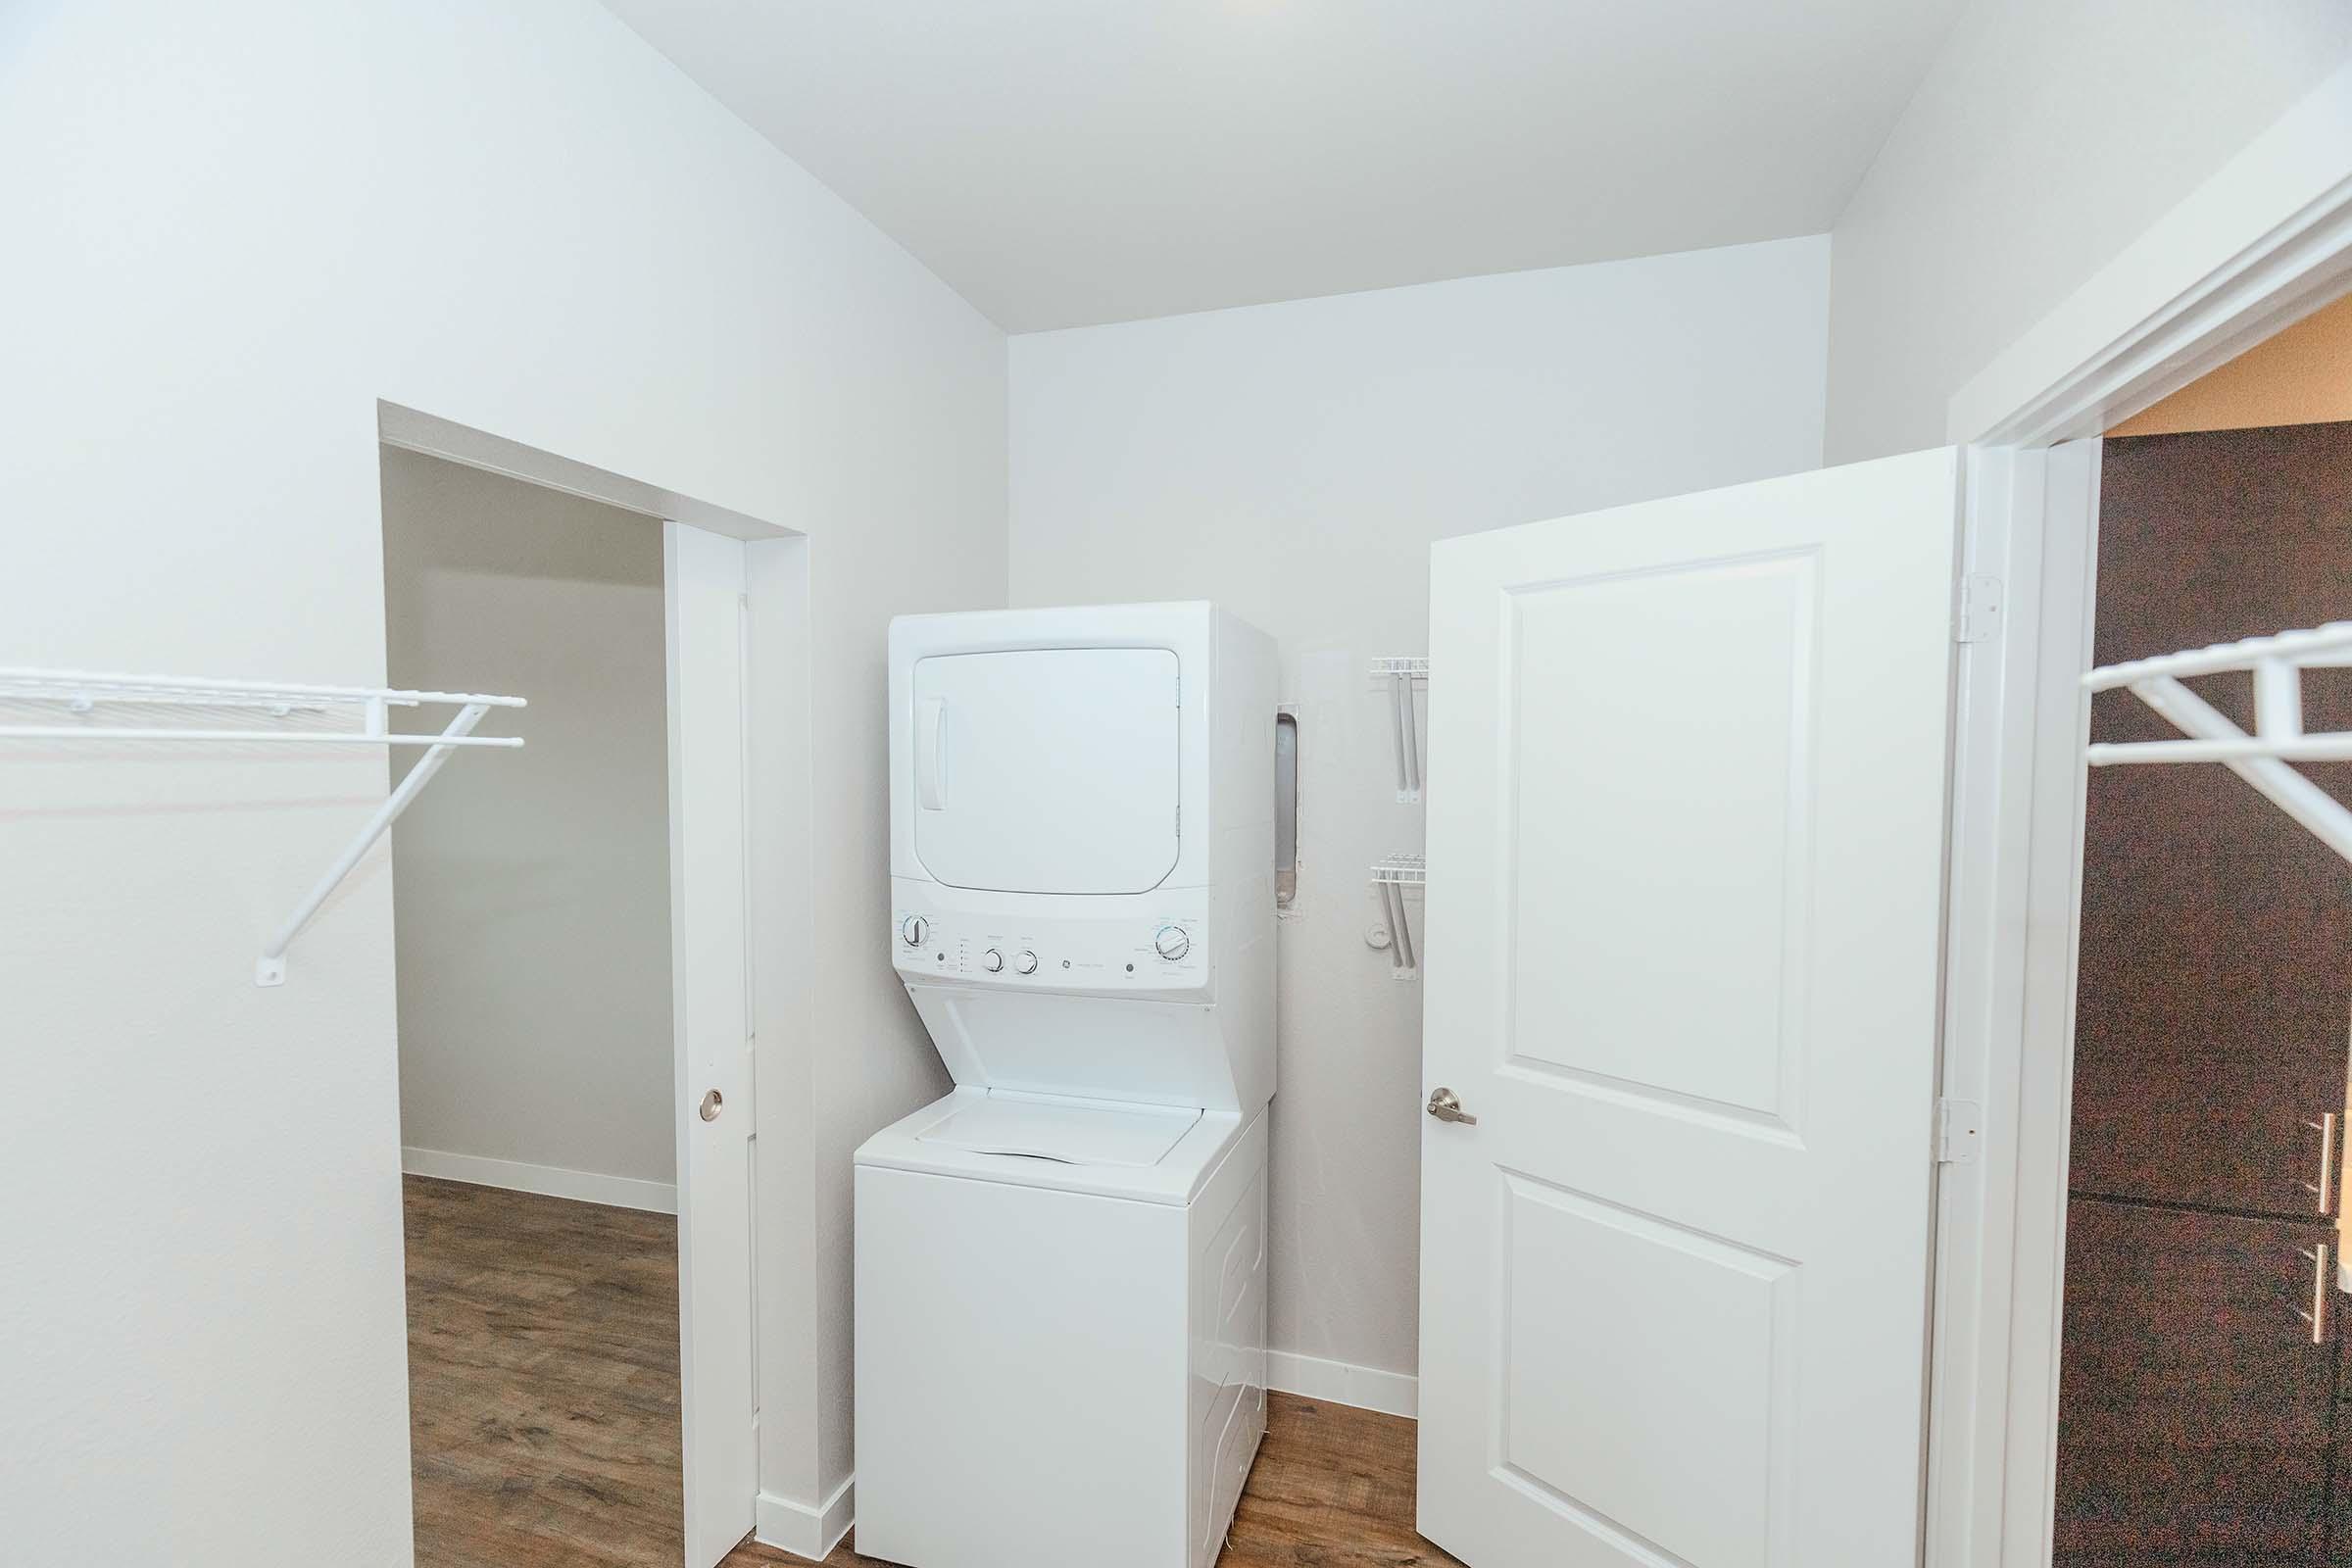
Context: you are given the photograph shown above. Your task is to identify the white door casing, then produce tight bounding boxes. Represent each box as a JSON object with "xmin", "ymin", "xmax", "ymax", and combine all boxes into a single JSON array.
[
  {"xmin": 1416, "ymin": 449, "xmax": 1963, "ymax": 1568},
  {"xmin": 667, "ymin": 521, "xmax": 759, "ymax": 1567}
]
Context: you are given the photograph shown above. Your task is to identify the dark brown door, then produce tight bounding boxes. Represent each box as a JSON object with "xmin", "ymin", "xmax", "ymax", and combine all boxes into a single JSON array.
[
  {"xmin": 2072, "ymin": 422, "xmax": 2352, "ymax": 1217},
  {"xmin": 2054, "ymin": 1197, "xmax": 2337, "ymax": 1564}
]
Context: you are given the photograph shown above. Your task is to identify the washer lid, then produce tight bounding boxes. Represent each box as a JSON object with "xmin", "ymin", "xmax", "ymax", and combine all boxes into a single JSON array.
[
  {"xmin": 915, "ymin": 1093, "xmax": 1201, "ymax": 1168},
  {"xmin": 858, "ymin": 1090, "xmax": 1249, "ymax": 1204}
]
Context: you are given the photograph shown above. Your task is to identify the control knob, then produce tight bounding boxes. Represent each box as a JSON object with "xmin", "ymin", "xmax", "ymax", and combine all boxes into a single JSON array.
[
  {"xmin": 1014, "ymin": 950, "xmax": 1040, "ymax": 975},
  {"xmin": 899, "ymin": 914, "xmax": 928, "ymax": 948},
  {"xmin": 981, "ymin": 949, "xmax": 1004, "ymax": 973},
  {"xmin": 1153, "ymin": 925, "xmax": 1191, "ymax": 960}
]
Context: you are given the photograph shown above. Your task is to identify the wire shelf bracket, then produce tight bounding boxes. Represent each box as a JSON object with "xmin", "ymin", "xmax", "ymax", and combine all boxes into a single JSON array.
[
  {"xmin": 1371, "ymin": 854, "xmax": 1425, "ymax": 980},
  {"xmin": 1373, "ymin": 658, "xmax": 1428, "ymax": 803},
  {"xmin": 2083, "ymin": 622, "xmax": 2352, "ymax": 865},
  {"xmin": 0, "ymin": 666, "xmax": 527, "ymax": 985}
]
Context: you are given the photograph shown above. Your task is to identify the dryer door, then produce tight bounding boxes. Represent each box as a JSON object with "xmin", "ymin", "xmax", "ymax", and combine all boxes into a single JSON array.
[{"xmin": 911, "ymin": 646, "xmax": 1181, "ymax": 894}]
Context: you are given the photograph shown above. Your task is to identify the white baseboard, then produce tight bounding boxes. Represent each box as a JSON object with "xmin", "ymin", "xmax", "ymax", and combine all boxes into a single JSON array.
[
  {"xmin": 1266, "ymin": 1349, "xmax": 1418, "ymax": 1419},
  {"xmin": 737, "ymin": 1360, "xmax": 1401, "ymax": 1563},
  {"xmin": 401, "ymin": 1146, "xmax": 678, "ymax": 1215},
  {"xmin": 755, "ymin": 1476, "xmax": 855, "ymax": 1563}
]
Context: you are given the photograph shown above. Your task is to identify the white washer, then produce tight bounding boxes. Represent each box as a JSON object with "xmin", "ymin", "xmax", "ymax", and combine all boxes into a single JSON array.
[
  {"xmin": 856, "ymin": 603, "xmax": 1277, "ymax": 1568},
  {"xmin": 856, "ymin": 1093, "xmax": 1267, "ymax": 1568}
]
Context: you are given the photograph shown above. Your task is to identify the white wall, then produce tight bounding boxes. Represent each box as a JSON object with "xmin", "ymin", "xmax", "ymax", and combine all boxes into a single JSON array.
[
  {"xmin": 0, "ymin": 3, "xmax": 1004, "ymax": 1562},
  {"xmin": 380, "ymin": 448, "xmax": 675, "ymax": 1199},
  {"xmin": 1007, "ymin": 236, "xmax": 1834, "ymax": 1383},
  {"xmin": 1824, "ymin": 0, "xmax": 2352, "ymax": 463}
]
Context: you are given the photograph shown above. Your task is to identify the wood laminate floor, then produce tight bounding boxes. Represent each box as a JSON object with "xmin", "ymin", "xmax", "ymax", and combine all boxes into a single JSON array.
[
  {"xmin": 407, "ymin": 1176, "xmax": 1459, "ymax": 1568},
  {"xmin": 405, "ymin": 1175, "xmax": 685, "ymax": 1568},
  {"xmin": 722, "ymin": 1391, "xmax": 1465, "ymax": 1568}
]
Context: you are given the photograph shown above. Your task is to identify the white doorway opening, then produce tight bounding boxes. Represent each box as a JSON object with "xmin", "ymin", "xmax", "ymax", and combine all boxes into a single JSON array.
[{"xmin": 376, "ymin": 406, "xmax": 802, "ymax": 1568}]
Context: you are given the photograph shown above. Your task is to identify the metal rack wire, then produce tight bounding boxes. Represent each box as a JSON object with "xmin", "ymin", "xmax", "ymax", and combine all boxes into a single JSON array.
[
  {"xmin": 1372, "ymin": 657, "xmax": 1427, "ymax": 803},
  {"xmin": 1371, "ymin": 854, "xmax": 1424, "ymax": 980},
  {"xmin": 0, "ymin": 666, "xmax": 527, "ymax": 984},
  {"xmin": 2083, "ymin": 622, "xmax": 2352, "ymax": 864}
]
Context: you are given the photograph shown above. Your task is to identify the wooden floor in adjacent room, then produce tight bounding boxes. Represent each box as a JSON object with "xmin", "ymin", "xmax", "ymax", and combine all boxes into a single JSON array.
[
  {"xmin": 406, "ymin": 1174, "xmax": 1460, "ymax": 1568},
  {"xmin": 405, "ymin": 1175, "xmax": 686, "ymax": 1568}
]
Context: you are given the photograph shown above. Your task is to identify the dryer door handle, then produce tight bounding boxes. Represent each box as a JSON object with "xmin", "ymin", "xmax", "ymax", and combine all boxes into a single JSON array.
[{"xmin": 916, "ymin": 698, "xmax": 948, "ymax": 810}]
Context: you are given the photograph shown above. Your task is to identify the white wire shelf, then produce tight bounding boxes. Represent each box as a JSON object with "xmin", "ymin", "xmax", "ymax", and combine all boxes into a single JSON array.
[
  {"xmin": 1371, "ymin": 855, "xmax": 1424, "ymax": 979},
  {"xmin": 0, "ymin": 667, "xmax": 525, "ymax": 744},
  {"xmin": 2082, "ymin": 623, "xmax": 2352, "ymax": 864},
  {"xmin": 2082, "ymin": 623, "xmax": 2352, "ymax": 693},
  {"xmin": 1373, "ymin": 657, "xmax": 1427, "ymax": 803},
  {"xmin": 0, "ymin": 666, "xmax": 527, "ymax": 984}
]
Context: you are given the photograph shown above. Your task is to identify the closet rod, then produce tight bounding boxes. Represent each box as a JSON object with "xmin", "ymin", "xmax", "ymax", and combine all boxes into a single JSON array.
[
  {"xmin": 0, "ymin": 727, "xmax": 519, "ymax": 746},
  {"xmin": 0, "ymin": 665, "xmax": 527, "ymax": 710},
  {"xmin": 2092, "ymin": 674, "xmax": 2352, "ymax": 865}
]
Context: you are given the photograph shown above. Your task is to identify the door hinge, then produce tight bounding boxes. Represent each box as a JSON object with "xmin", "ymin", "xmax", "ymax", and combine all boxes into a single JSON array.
[
  {"xmin": 1936, "ymin": 1098, "xmax": 1983, "ymax": 1164},
  {"xmin": 1954, "ymin": 574, "xmax": 2002, "ymax": 645}
]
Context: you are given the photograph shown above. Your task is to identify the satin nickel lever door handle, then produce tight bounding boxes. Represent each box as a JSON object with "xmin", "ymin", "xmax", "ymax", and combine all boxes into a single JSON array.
[{"xmin": 1426, "ymin": 1088, "xmax": 1477, "ymax": 1125}]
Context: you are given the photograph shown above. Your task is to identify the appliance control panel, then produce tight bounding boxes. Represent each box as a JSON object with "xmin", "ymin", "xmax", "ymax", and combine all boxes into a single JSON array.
[{"xmin": 891, "ymin": 897, "xmax": 1208, "ymax": 992}]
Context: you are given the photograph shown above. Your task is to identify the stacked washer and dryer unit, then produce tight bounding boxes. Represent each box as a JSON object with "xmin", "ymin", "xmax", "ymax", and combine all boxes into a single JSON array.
[{"xmin": 855, "ymin": 602, "xmax": 1279, "ymax": 1568}]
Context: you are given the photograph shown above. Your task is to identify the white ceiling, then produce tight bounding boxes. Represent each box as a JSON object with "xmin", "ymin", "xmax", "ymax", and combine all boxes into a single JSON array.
[{"xmin": 600, "ymin": 0, "xmax": 1967, "ymax": 333}]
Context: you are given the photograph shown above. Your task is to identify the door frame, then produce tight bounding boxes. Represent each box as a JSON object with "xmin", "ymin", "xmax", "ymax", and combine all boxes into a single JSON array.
[
  {"xmin": 1924, "ymin": 60, "xmax": 2352, "ymax": 1568},
  {"xmin": 375, "ymin": 402, "xmax": 809, "ymax": 1564}
]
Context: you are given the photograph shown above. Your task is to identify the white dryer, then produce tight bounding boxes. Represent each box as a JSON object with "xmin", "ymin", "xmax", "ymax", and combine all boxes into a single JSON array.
[{"xmin": 855, "ymin": 602, "xmax": 1277, "ymax": 1568}]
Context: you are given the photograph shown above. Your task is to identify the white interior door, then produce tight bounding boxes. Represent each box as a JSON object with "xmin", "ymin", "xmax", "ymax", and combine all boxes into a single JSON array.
[
  {"xmin": 666, "ymin": 521, "xmax": 758, "ymax": 1567},
  {"xmin": 1416, "ymin": 449, "xmax": 1963, "ymax": 1568}
]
